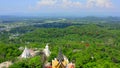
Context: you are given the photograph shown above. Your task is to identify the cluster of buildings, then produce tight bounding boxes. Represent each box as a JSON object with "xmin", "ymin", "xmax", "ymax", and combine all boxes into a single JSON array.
[{"xmin": 20, "ymin": 44, "xmax": 75, "ymax": 68}]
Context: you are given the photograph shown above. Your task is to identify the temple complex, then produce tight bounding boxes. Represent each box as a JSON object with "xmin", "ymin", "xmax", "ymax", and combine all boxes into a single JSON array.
[{"xmin": 20, "ymin": 44, "xmax": 75, "ymax": 68}]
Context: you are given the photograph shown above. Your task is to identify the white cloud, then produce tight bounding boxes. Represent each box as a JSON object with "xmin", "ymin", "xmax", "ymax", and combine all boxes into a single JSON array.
[
  {"xmin": 60, "ymin": 0, "xmax": 82, "ymax": 9},
  {"xmin": 37, "ymin": 0, "xmax": 56, "ymax": 6},
  {"xmin": 87, "ymin": 0, "xmax": 113, "ymax": 8},
  {"xmin": 29, "ymin": 0, "xmax": 57, "ymax": 10},
  {"xmin": 31, "ymin": 0, "xmax": 113, "ymax": 10},
  {"xmin": 33, "ymin": 0, "xmax": 82, "ymax": 9}
]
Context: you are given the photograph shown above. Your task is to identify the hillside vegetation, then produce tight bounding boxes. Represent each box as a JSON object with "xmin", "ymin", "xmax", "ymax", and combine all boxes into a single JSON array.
[{"xmin": 0, "ymin": 23, "xmax": 120, "ymax": 68}]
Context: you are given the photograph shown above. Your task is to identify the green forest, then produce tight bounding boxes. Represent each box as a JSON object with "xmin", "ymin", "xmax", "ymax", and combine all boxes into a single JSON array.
[{"xmin": 0, "ymin": 17, "xmax": 120, "ymax": 68}]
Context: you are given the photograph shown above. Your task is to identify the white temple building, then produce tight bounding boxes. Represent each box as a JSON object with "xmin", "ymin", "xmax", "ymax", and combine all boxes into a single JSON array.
[
  {"xmin": 43, "ymin": 43, "xmax": 51, "ymax": 57},
  {"xmin": 21, "ymin": 47, "xmax": 32, "ymax": 58}
]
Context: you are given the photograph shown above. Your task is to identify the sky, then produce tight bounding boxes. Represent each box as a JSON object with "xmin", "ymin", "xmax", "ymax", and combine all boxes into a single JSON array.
[{"xmin": 0, "ymin": 0, "xmax": 120, "ymax": 17}]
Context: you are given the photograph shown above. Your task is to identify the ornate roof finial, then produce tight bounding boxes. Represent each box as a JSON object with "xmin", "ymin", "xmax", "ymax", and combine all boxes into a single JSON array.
[{"xmin": 57, "ymin": 47, "xmax": 64, "ymax": 62}]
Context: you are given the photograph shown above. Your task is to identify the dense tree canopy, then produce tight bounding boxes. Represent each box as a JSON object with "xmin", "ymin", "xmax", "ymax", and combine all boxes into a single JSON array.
[{"xmin": 0, "ymin": 23, "xmax": 120, "ymax": 68}]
